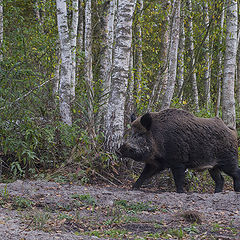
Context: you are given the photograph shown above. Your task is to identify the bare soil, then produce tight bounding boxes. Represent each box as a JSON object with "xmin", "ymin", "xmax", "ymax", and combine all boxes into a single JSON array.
[{"xmin": 0, "ymin": 180, "xmax": 239, "ymax": 239}]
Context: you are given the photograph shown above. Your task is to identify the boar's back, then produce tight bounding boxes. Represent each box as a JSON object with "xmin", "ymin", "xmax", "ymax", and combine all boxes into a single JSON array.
[{"xmin": 149, "ymin": 109, "xmax": 238, "ymax": 169}]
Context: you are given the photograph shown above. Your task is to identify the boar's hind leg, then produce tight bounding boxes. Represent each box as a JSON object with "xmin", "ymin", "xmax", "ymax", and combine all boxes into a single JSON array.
[
  {"xmin": 221, "ymin": 166, "xmax": 240, "ymax": 192},
  {"xmin": 132, "ymin": 164, "xmax": 159, "ymax": 190},
  {"xmin": 171, "ymin": 165, "xmax": 186, "ymax": 193},
  {"xmin": 209, "ymin": 168, "xmax": 224, "ymax": 193}
]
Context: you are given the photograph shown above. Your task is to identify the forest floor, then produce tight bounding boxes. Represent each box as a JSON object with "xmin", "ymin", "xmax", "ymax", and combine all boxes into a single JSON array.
[{"xmin": 0, "ymin": 179, "xmax": 240, "ymax": 240}]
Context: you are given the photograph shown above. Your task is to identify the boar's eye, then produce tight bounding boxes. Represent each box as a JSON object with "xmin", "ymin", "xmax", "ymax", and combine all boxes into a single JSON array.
[{"xmin": 140, "ymin": 113, "xmax": 152, "ymax": 131}]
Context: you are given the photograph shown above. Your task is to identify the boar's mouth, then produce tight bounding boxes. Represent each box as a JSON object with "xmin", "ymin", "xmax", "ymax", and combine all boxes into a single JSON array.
[{"xmin": 117, "ymin": 143, "xmax": 150, "ymax": 162}]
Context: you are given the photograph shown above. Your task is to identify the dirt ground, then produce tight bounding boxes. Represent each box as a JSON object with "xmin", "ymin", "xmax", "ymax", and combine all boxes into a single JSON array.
[{"xmin": 0, "ymin": 180, "xmax": 239, "ymax": 240}]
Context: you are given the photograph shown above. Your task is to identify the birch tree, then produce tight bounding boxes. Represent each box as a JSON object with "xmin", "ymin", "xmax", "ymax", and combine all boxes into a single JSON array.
[
  {"xmin": 177, "ymin": 6, "xmax": 185, "ymax": 101},
  {"xmin": 126, "ymin": 45, "xmax": 135, "ymax": 115},
  {"xmin": 187, "ymin": 0, "xmax": 199, "ymax": 112},
  {"xmin": 34, "ymin": 0, "xmax": 46, "ymax": 26},
  {"xmin": 53, "ymin": 45, "xmax": 61, "ymax": 97},
  {"xmin": 99, "ymin": 0, "xmax": 117, "ymax": 127},
  {"xmin": 222, "ymin": 0, "xmax": 238, "ymax": 128},
  {"xmin": 77, "ymin": 1, "xmax": 84, "ymax": 51},
  {"xmin": 0, "ymin": 0, "xmax": 2, "ymax": 175},
  {"xmin": 161, "ymin": 0, "xmax": 181, "ymax": 110},
  {"xmin": 203, "ymin": 2, "xmax": 211, "ymax": 110},
  {"xmin": 135, "ymin": 0, "xmax": 143, "ymax": 106},
  {"xmin": 237, "ymin": 47, "xmax": 240, "ymax": 104},
  {"xmin": 56, "ymin": 0, "xmax": 72, "ymax": 125},
  {"xmin": 70, "ymin": 0, "xmax": 79, "ymax": 100},
  {"xmin": 147, "ymin": 1, "xmax": 170, "ymax": 111},
  {"xmin": 215, "ymin": 5, "xmax": 225, "ymax": 117},
  {"xmin": 105, "ymin": 0, "xmax": 136, "ymax": 152},
  {"xmin": 0, "ymin": 0, "xmax": 3, "ymax": 61},
  {"xmin": 84, "ymin": 0, "xmax": 94, "ymax": 129}
]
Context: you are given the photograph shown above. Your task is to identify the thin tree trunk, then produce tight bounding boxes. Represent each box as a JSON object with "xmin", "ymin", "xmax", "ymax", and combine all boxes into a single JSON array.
[
  {"xmin": 70, "ymin": 0, "xmax": 79, "ymax": 100},
  {"xmin": 77, "ymin": 0, "xmax": 84, "ymax": 52},
  {"xmin": 237, "ymin": 48, "xmax": 240, "ymax": 104},
  {"xmin": 135, "ymin": 0, "xmax": 143, "ymax": 106},
  {"xmin": 222, "ymin": 0, "xmax": 238, "ymax": 128},
  {"xmin": 161, "ymin": 0, "xmax": 181, "ymax": 110},
  {"xmin": 56, "ymin": 0, "xmax": 72, "ymax": 126},
  {"xmin": 99, "ymin": 0, "xmax": 117, "ymax": 127},
  {"xmin": 177, "ymin": 6, "xmax": 185, "ymax": 102},
  {"xmin": 105, "ymin": 0, "xmax": 136, "ymax": 152},
  {"xmin": 215, "ymin": 4, "xmax": 225, "ymax": 117},
  {"xmin": 34, "ymin": 0, "xmax": 46, "ymax": 26},
  {"xmin": 84, "ymin": 0, "xmax": 94, "ymax": 128},
  {"xmin": 76, "ymin": 0, "xmax": 84, "ymax": 80},
  {"xmin": 147, "ymin": 1, "xmax": 170, "ymax": 111},
  {"xmin": 236, "ymin": 22, "xmax": 240, "ymax": 104},
  {"xmin": 188, "ymin": 0, "xmax": 199, "ymax": 112},
  {"xmin": 34, "ymin": 0, "xmax": 41, "ymax": 25},
  {"xmin": 53, "ymin": 44, "xmax": 60, "ymax": 96},
  {"xmin": 126, "ymin": 45, "xmax": 135, "ymax": 115},
  {"xmin": 0, "ymin": 0, "xmax": 2, "ymax": 175},
  {"xmin": 203, "ymin": 2, "xmax": 211, "ymax": 110},
  {"xmin": 0, "ymin": 0, "xmax": 3, "ymax": 62}
]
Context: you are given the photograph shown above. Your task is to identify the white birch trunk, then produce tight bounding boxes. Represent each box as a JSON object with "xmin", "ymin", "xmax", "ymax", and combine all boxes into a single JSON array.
[
  {"xmin": 147, "ymin": 1, "xmax": 170, "ymax": 111},
  {"xmin": 34, "ymin": 1, "xmax": 41, "ymax": 25},
  {"xmin": 135, "ymin": 0, "xmax": 143, "ymax": 105},
  {"xmin": 222, "ymin": 0, "xmax": 238, "ymax": 128},
  {"xmin": 53, "ymin": 44, "xmax": 61, "ymax": 96},
  {"xmin": 203, "ymin": 2, "xmax": 211, "ymax": 110},
  {"xmin": 127, "ymin": 46, "xmax": 134, "ymax": 114},
  {"xmin": 177, "ymin": 7, "xmax": 185, "ymax": 102},
  {"xmin": 56, "ymin": 0, "xmax": 72, "ymax": 125},
  {"xmin": 188, "ymin": 0, "xmax": 199, "ymax": 112},
  {"xmin": 70, "ymin": 0, "xmax": 79, "ymax": 100},
  {"xmin": 99, "ymin": 0, "xmax": 117, "ymax": 126},
  {"xmin": 77, "ymin": 0, "xmax": 84, "ymax": 52},
  {"xmin": 236, "ymin": 21, "xmax": 240, "ymax": 104},
  {"xmin": 161, "ymin": 0, "xmax": 180, "ymax": 110},
  {"xmin": 0, "ymin": 0, "xmax": 3, "ymax": 62},
  {"xmin": 216, "ymin": 5, "xmax": 225, "ymax": 117},
  {"xmin": 0, "ymin": 0, "xmax": 2, "ymax": 174},
  {"xmin": 34, "ymin": 0, "xmax": 46, "ymax": 26},
  {"xmin": 105, "ymin": 0, "xmax": 136, "ymax": 152},
  {"xmin": 84, "ymin": 0, "xmax": 94, "ymax": 125},
  {"xmin": 237, "ymin": 49, "xmax": 240, "ymax": 104}
]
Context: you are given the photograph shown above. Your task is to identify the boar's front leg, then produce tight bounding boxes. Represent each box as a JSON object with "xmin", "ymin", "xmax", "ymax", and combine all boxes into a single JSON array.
[
  {"xmin": 171, "ymin": 165, "xmax": 186, "ymax": 193},
  {"xmin": 132, "ymin": 164, "xmax": 159, "ymax": 190}
]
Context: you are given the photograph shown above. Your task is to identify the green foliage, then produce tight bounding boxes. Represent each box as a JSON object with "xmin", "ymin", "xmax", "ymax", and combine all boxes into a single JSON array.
[
  {"xmin": 32, "ymin": 212, "xmax": 50, "ymax": 230},
  {"xmin": 71, "ymin": 193, "xmax": 96, "ymax": 209},
  {"xmin": 0, "ymin": 0, "xmax": 239, "ymax": 183},
  {"xmin": 12, "ymin": 196, "xmax": 33, "ymax": 209},
  {"xmin": 1, "ymin": 184, "xmax": 9, "ymax": 201},
  {"xmin": 114, "ymin": 199, "xmax": 157, "ymax": 213},
  {"xmin": 58, "ymin": 212, "xmax": 74, "ymax": 221},
  {"xmin": 0, "ymin": 0, "xmax": 73, "ymax": 178},
  {"xmin": 0, "ymin": 115, "xmax": 80, "ymax": 177},
  {"xmin": 0, "ymin": 185, "xmax": 10, "ymax": 207}
]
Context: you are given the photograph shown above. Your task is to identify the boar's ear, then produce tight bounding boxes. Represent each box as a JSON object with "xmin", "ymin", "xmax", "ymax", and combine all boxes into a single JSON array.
[
  {"xmin": 130, "ymin": 113, "xmax": 137, "ymax": 122},
  {"xmin": 140, "ymin": 113, "xmax": 152, "ymax": 131}
]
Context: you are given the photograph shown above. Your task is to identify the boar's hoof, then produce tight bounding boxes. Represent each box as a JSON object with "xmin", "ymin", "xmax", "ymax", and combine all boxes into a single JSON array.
[{"xmin": 176, "ymin": 189, "xmax": 185, "ymax": 194}]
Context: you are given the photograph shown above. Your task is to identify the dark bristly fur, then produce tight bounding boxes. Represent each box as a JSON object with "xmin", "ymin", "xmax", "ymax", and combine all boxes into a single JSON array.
[{"xmin": 118, "ymin": 108, "xmax": 240, "ymax": 193}]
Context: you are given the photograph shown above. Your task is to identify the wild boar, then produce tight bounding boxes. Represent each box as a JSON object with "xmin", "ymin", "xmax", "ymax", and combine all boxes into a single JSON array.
[{"xmin": 118, "ymin": 108, "xmax": 240, "ymax": 193}]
